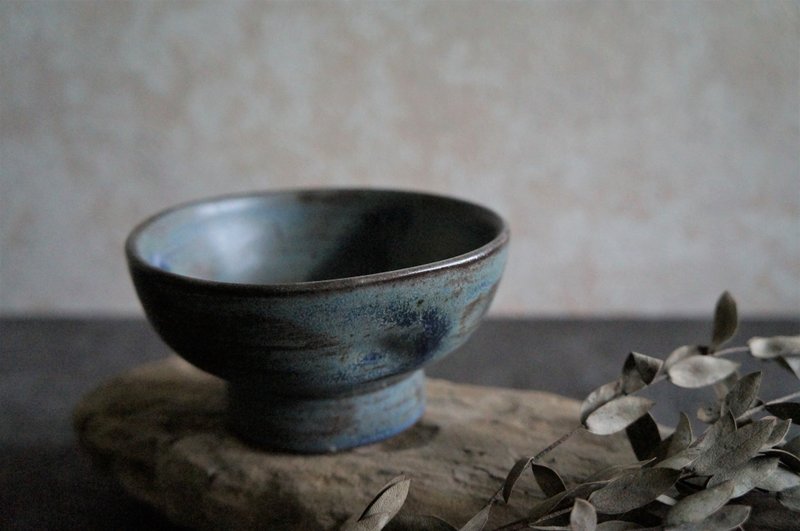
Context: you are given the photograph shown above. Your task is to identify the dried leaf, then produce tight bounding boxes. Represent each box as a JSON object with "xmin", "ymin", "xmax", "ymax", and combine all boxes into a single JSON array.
[
  {"xmin": 385, "ymin": 514, "xmax": 456, "ymax": 531},
  {"xmin": 528, "ymin": 482, "xmax": 607, "ymax": 524},
  {"xmin": 584, "ymin": 396, "xmax": 655, "ymax": 435},
  {"xmin": 785, "ymin": 435, "xmax": 800, "ymax": 457},
  {"xmin": 711, "ymin": 291, "xmax": 738, "ymax": 350},
  {"xmin": 580, "ymin": 380, "xmax": 623, "ymax": 424},
  {"xmin": 569, "ymin": 499, "xmax": 597, "ymax": 531},
  {"xmin": 764, "ymin": 449, "xmax": 800, "ymax": 472},
  {"xmin": 697, "ymin": 403, "xmax": 721, "ymax": 424},
  {"xmin": 588, "ymin": 468, "xmax": 680, "ymax": 514},
  {"xmin": 755, "ymin": 466, "xmax": 800, "ymax": 492},
  {"xmin": 713, "ymin": 371, "xmax": 740, "ymax": 403},
  {"xmin": 708, "ymin": 456, "xmax": 780, "ymax": 497},
  {"xmin": 656, "ymin": 413, "xmax": 693, "ymax": 461},
  {"xmin": 528, "ymin": 490, "xmax": 572, "ymax": 522},
  {"xmin": 691, "ymin": 418, "xmax": 776, "ymax": 475},
  {"xmin": 360, "ymin": 476, "xmax": 410, "ymax": 520},
  {"xmin": 666, "ymin": 480, "xmax": 735, "ymax": 525},
  {"xmin": 622, "ymin": 352, "xmax": 663, "ymax": 393},
  {"xmin": 586, "ymin": 460, "xmax": 655, "ymax": 482},
  {"xmin": 345, "ymin": 476, "xmax": 410, "ymax": 531},
  {"xmin": 625, "ymin": 413, "xmax": 661, "ymax": 461},
  {"xmin": 765, "ymin": 402, "xmax": 800, "ymax": 423},
  {"xmin": 694, "ymin": 410, "xmax": 736, "ymax": 451},
  {"xmin": 722, "ymin": 371, "xmax": 762, "ymax": 419},
  {"xmin": 502, "ymin": 457, "xmax": 532, "ymax": 503},
  {"xmin": 777, "ymin": 356, "xmax": 800, "ymax": 379},
  {"xmin": 502, "ymin": 458, "xmax": 566, "ymax": 504},
  {"xmin": 345, "ymin": 513, "xmax": 394, "ymax": 531},
  {"xmin": 665, "ymin": 504, "xmax": 750, "ymax": 531},
  {"xmin": 748, "ymin": 335, "xmax": 800, "ymax": 359},
  {"xmin": 764, "ymin": 418, "xmax": 792, "ymax": 449},
  {"xmin": 531, "ymin": 462, "xmax": 567, "ymax": 497},
  {"xmin": 655, "ymin": 447, "xmax": 702, "ymax": 470},
  {"xmin": 777, "ymin": 484, "xmax": 800, "ymax": 511},
  {"xmin": 458, "ymin": 503, "xmax": 492, "ymax": 531},
  {"xmin": 664, "ymin": 345, "xmax": 703, "ymax": 369},
  {"xmin": 568, "ymin": 481, "xmax": 608, "ymax": 501},
  {"xmin": 667, "ymin": 356, "xmax": 740, "ymax": 389},
  {"xmin": 595, "ymin": 522, "xmax": 638, "ymax": 531}
]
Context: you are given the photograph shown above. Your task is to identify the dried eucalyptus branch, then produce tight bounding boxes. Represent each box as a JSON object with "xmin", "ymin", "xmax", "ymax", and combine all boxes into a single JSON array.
[{"xmin": 344, "ymin": 292, "xmax": 800, "ymax": 531}]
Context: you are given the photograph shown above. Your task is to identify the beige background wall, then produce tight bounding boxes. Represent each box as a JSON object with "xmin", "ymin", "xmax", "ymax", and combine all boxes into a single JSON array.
[{"xmin": 1, "ymin": 1, "xmax": 798, "ymax": 316}]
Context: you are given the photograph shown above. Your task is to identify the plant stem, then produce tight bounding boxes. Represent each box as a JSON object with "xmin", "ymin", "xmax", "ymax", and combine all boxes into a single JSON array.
[
  {"xmin": 739, "ymin": 389, "xmax": 800, "ymax": 421},
  {"xmin": 492, "ymin": 506, "xmax": 573, "ymax": 531},
  {"xmin": 713, "ymin": 346, "xmax": 750, "ymax": 357},
  {"xmin": 534, "ymin": 427, "xmax": 578, "ymax": 461}
]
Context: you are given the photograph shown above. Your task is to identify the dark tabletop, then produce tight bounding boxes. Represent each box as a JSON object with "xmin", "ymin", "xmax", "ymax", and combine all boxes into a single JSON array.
[{"xmin": 1, "ymin": 316, "xmax": 798, "ymax": 530}]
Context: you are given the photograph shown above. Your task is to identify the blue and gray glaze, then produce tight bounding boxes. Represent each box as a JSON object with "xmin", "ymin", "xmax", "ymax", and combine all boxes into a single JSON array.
[{"xmin": 126, "ymin": 189, "xmax": 509, "ymax": 453}]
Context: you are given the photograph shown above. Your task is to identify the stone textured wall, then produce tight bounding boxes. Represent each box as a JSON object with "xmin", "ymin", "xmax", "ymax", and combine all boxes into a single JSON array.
[{"xmin": 2, "ymin": 1, "xmax": 798, "ymax": 315}]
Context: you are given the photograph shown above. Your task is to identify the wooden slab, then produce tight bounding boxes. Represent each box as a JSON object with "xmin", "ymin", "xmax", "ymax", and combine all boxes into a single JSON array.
[{"xmin": 73, "ymin": 358, "xmax": 634, "ymax": 530}]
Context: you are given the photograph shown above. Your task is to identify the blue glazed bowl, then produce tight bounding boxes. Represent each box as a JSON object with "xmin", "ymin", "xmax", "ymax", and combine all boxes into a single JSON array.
[{"xmin": 126, "ymin": 189, "xmax": 508, "ymax": 452}]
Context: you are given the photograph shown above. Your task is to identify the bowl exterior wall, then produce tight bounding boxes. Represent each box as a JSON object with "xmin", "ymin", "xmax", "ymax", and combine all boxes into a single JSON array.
[{"xmin": 128, "ymin": 245, "xmax": 507, "ymax": 396}]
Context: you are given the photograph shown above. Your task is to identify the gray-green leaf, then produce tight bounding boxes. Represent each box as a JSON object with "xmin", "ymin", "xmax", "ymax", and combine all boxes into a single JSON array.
[
  {"xmin": 588, "ymin": 468, "xmax": 680, "ymax": 514},
  {"xmin": 569, "ymin": 499, "xmax": 597, "ymax": 531},
  {"xmin": 691, "ymin": 418, "xmax": 776, "ymax": 475},
  {"xmin": 755, "ymin": 466, "xmax": 800, "ymax": 492},
  {"xmin": 722, "ymin": 371, "xmax": 762, "ymax": 419},
  {"xmin": 385, "ymin": 514, "xmax": 457, "ymax": 531},
  {"xmin": 666, "ymin": 504, "xmax": 750, "ymax": 531},
  {"xmin": 345, "ymin": 513, "xmax": 394, "ymax": 531},
  {"xmin": 502, "ymin": 457, "xmax": 532, "ymax": 503},
  {"xmin": 695, "ymin": 410, "xmax": 736, "ymax": 451},
  {"xmin": 665, "ymin": 480, "xmax": 735, "ymax": 525},
  {"xmin": 586, "ymin": 460, "xmax": 655, "ymax": 482},
  {"xmin": 708, "ymin": 456, "xmax": 780, "ymax": 497},
  {"xmin": 778, "ymin": 356, "xmax": 800, "ymax": 379},
  {"xmin": 584, "ymin": 396, "xmax": 655, "ymax": 435},
  {"xmin": 655, "ymin": 447, "xmax": 702, "ymax": 470},
  {"xmin": 785, "ymin": 435, "xmax": 800, "ymax": 457},
  {"xmin": 528, "ymin": 490, "xmax": 571, "ymax": 522},
  {"xmin": 345, "ymin": 476, "xmax": 411, "ymax": 531},
  {"xmin": 668, "ymin": 356, "xmax": 740, "ymax": 389},
  {"xmin": 580, "ymin": 380, "xmax": 623, "ymax": 424},
  {"xmin": 711, "ymin": 291, "xmax": 738, "ymax": 350},
  {"xmin": 697, "ymin": 403, "xmax": 721, "ymax": 424},
  {"xmin": 777, "ymin": 484, "xmax": 800, "ymax": 512},
  {"xmin": 664, "ymin": 345, "xmax": 703, "ymax": 369},
  {"xmin": 765, "ymin": 402, "xmax": 800, "ymax": 423},
  {"xmin": 748, "ymin": 335, "xmax": 800, "ymax": 359},
  {"xmin": 622, "ymin": 352, "xmax": 663, "ymax": 393},
  {"xmin": 764, "ymin": 418, "xmax": 792, "ymax": 449},
  {"xmin": 765, "ymin": 449, "xmax": 800, "ymax": 472},
  {"xmin": 595, "ymin": 522, "xmax": 639, "ymax": 531},
  {"xmin": 656, "ymin": 412, "xmax": 693, "ymax": 461},
  {"xmin": 458, "ymin": 503, "xmax": 492, "ymax": 531},
  {"xmin": 361, "ymin": 476, "xmax": 410, "ymax": 519},
  {"xmin": 531, "ymin": 462, "xmax": 567, "ymax": 497},
  {"xmin": 625, "ymin": 412, "xmax": 661, "ymax": 461}
]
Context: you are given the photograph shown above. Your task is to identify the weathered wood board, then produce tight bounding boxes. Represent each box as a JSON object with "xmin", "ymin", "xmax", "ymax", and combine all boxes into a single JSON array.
[{"xmin": 74, "ymin": 358, "xmax": 636, "ymax": 530}]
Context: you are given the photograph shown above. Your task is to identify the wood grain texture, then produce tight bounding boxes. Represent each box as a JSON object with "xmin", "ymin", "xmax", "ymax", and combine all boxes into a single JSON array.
[{"xmin": 74, "ymin": 358, "xmax": 634, "ymax": 530}]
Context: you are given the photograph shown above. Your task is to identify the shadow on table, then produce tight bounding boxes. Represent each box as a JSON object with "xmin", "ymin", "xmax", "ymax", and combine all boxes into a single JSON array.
[{"xmin": 0, "ymin": 444, "xmax": 181, "ymax": 531}]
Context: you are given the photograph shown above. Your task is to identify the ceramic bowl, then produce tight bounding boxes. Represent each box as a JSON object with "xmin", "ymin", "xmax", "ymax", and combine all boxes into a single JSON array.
[{"xmin": 126, "ymin": 189, "xmax": 508, "ymax": 452}]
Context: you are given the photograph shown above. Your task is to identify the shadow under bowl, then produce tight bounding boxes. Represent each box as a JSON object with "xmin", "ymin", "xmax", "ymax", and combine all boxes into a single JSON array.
[{"xmin": 126, "ymin": 188, "xmax": 509, "ymax": 452}]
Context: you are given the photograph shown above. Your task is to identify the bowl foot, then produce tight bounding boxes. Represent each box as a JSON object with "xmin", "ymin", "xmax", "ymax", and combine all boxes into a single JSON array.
[{"xmin": 227, "ymin": 370, "xmax": 426, "ymax": 453}]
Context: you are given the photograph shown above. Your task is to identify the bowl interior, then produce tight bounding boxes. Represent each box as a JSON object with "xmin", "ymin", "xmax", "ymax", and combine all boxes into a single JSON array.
[{"xmin": 130, "ymin": 190, "xmax": 504, "ymax": 285}]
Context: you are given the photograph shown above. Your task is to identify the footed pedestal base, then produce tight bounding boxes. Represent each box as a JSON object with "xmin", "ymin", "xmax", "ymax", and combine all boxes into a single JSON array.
[{"xmin": 227, "ymin": 370, "xmax": 425, "ymax": 453}]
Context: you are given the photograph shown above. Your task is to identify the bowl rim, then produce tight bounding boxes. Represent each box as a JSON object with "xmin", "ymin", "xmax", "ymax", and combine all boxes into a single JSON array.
[{"xmin": 125, "ymin": 187, "xmax": 509, "ymax": 293}]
